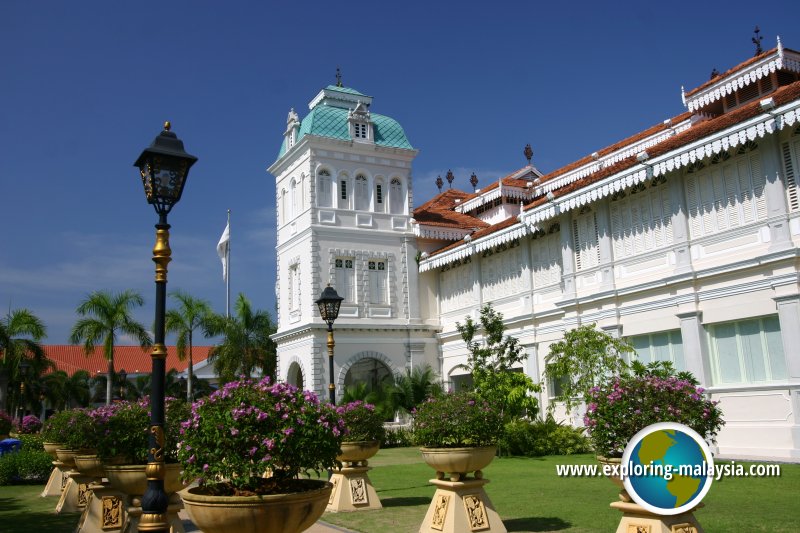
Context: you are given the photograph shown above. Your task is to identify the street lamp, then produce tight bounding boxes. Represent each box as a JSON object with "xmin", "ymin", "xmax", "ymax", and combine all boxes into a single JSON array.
[
  {"xmin": 18, "ymin": 360, "xmax": 30, "ymax": 422},
  {"xmin": 315, "ymin": 285, "xmax": 343, "ymax": 405},
  {"xmin": 118, "ymin": 369, "xmax": 128, "ymax": 400},
  {"xmin": 134, "ymin": 121, "xmax": 197, "ymax": 533}
]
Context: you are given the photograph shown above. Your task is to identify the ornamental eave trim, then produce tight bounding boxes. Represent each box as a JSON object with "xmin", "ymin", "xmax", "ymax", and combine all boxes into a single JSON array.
[
  {"xmin": 418, "ymin": 100, "xmax": 800, "ymax": 273},
  {"xmin": 684, "ymin": 49, "xmax": 800, "ymax": 113}
]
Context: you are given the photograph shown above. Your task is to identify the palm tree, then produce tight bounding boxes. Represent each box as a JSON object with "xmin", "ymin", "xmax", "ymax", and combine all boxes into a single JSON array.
[
  {"xmin": 0, "ymin": 308, "xmax": 49, "ymax": 414},
  {"xmin": 165, "ymin": 290, "xmax": 212, "ymax": 401},
  {"xmin": 204, "ymin": 293, "xmax": 277, "ymax": 384},
  {"xmin": 390, "ymin": 364, "xmax": 443, "ymax": 414},
  {"xmin": 42, "ymin": 370, "xmax": 91, "ymax": 410},
  {"xmin": 70, "ymin": 290, "xmax": 152, "ymax": 405}
]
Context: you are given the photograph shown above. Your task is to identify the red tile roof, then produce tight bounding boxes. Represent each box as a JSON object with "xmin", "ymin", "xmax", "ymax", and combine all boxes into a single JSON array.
[
  {"xmin": 44, "ymin": 345, "xmax": 212, "ymax": 375},
  {"xmin": 522, "ymin": 80, "xmax": 800, "ymax": 212},
  {"xmin": 425, "ymin": 79, "xmax": 800, "ymax": 260},
  {"xmin": 414, "ymin": 189, "xmax": 489, "ymax": 230},
  {"xmin": 684, "ymin": 47, "xmax": 780, "ymax": 98}
]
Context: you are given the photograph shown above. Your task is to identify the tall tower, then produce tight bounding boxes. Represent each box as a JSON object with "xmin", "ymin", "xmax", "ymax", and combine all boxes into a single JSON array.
[{"xmin": 268, "ymin": 83, "xmax": 439, "ymax": 401}]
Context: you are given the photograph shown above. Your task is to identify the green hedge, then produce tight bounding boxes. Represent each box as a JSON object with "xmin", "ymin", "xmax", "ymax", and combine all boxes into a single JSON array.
[
  {"xmin": 381, "ymin": 426, "xmax": 414, "ymax": 448},
  {"xmin": 0, "ymin": 449, "xmax": 52, "ymax": 485},
  {"xmin": 500, "ymin": 417, "xmax": 591, "ymax": 457}
]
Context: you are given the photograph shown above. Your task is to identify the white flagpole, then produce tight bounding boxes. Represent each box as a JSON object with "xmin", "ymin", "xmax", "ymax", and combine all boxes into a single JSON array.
[{"xmin": 226, "ymin": 209, "xmax": 231, "ymax": 318}]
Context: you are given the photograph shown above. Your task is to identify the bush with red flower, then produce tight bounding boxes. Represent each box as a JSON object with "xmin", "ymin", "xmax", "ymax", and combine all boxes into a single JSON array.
[
  {"xmin": 338, "ymin": 401, "xmax": 385, "ymax": 443},
  {"xmin": 412, "ymin": 391, "xmax": 504, "ymax": 448},
  {"xmin": 177, "ymin": 377, "xmax": 345, "ymax": 496},
  {"xmin": 17, "ymin": 414, "xmax": 42, "ymax": 434},
  {"xmin": 584, "ymin": 362, "xmax": 724, "ymax": 458},
  {"xmin": 0, "ymin": 411, "xmax": 13, "ymax": 436}
]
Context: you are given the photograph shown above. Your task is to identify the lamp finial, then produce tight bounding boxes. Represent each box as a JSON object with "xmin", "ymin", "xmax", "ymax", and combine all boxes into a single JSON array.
[{"xmin": 163, "ymin": 121, "xmax": 171, "ymax": 131}]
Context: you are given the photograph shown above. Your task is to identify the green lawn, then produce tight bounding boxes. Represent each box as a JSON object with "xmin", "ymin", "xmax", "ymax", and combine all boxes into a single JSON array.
[
  {"xmin": 323, "ymin": 448, "xmax": 800, "ymax": 533},
  {"xmin": 0, "ymin": 484, "xmax": 80, "ymax": 533},
  {"xmin": 1, "ymin": 451, "xmax": 797, "ymax": 533}
]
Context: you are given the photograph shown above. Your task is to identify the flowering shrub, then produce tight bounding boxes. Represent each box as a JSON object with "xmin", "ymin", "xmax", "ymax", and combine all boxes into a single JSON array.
[
  {"xmin": 61, "ymin": 409, "xmax": 99, "ymax": 451},
  {"xmin": 91, "ymin": 401, "xmax": 150, "ymax": 463},
  {"xmin": 90, "ymin": 397, "xmax": 188, "ymax": 464},
  {"xmin": 412, "ymin": 391, "xmax": 503, "ymax": 448},
  {"xmin": 18, "ymin": 415, "xmax": 42, "ymax": 434},
  {"xmin": 0, "ymin": 411, "xmax": 12, "ymax": 435},
  {"xmin": 42, "ymin": 409, "xmax": 84, "ymax": 444},
  {"xmin": 584, "ymin": 373, "xmax": 724, "ymax": 457},
  {"xmin": 177, "ymin": 377, "xmax": 345, "ymax": 495},
  {"xmin": 338, "ymin": 401, "xmax": 385, "ymax": 442}
]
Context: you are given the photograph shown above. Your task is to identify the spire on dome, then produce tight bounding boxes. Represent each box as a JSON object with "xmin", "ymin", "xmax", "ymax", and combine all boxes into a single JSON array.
[{"xmin": 336, "ymin": 66, "xmax": 343, "ymax": 87}]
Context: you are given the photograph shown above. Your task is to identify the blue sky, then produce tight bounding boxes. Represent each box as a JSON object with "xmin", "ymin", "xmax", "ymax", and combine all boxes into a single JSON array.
[{"xmin": 2, "ymin": 1, "xmax": 799, "ymax": 344}]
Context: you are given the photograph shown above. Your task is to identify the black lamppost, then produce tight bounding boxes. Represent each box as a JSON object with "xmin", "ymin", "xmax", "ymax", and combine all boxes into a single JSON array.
[
  {"xmin": 118, "ymin": 369, "xmax": 128, "ymax": 400},
  {"xmin": 18, "ymin": 360, "xmax": 30, "ymax": 422},
  {"xmin": 134, "ymin": 121, "xmax": 197, "ymax": 533},
  {"xmin": 315, "ymin": 285, "xmax": 343, "ymax": 405}
]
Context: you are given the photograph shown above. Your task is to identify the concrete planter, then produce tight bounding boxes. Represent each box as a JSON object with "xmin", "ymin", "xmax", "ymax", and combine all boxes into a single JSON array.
[
  {"xmin": 104, "ymin": 463, "xmax": 183, "ymax": 497},
  {"xmin": 43, "ymin": 442, "xmax": 62, "ymax": 460},
  {"xmin": 180, "ymin": 479, "xmax": 332, "ymax": 533},
  {"xmin": 337, "ymin": 440, "xmax": 380, "ymax": 465},
  {"xmin": 420, "ymin": 446, "xmax": 496, "ymax": 481}
]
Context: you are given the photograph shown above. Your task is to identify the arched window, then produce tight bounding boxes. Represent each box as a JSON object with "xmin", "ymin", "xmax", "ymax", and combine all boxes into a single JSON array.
[
  {"xmin": 290, "ymin": 178, "xmax": 297, "ymax": 219},
  {"xmin": 317, "ymin": 169, "xmax": 331, "ymax": 207},
  {"xmin": 390, "ymin": 178, "xmax": 404, "ymax": 214},
  {"xmin": 300, "ymin": 174, "xmax": 306, "ymax": 212},
  {"xmin": 280, "ymin": 189, "xmax": 287, "ymax": 224},
  {"xmin": 338, "ymin": 173, "xmax": 350, "ymax": 210},
  {"xmin": 354, "ymin": 174, "xmax": 369, "ymax": 211},
  {"xmin": 374, "ymin": 178, "xmax": 385, "ymax": 213}
]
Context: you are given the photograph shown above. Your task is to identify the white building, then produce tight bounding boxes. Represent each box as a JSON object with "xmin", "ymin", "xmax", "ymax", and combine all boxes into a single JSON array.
[
  {"xmin": 268, "ymin": 84, "xmax": 440, "ymax": 399},
  {"xmin": 271, "ymin": 41, "xmax": 800, "ymax": 460}
]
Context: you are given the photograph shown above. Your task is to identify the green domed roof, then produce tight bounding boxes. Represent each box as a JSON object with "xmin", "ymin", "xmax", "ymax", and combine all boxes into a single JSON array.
[{"xmin": 277, "ymin": 86, "xmax": 413, "ymax": 159}]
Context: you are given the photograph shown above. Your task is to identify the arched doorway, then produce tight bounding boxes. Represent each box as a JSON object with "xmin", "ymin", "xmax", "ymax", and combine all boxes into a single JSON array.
[
  {"xmin": 287, "ymin": 362, "xmax": 304, "ymax": 389},
  {"xmin": 344, "ymin": 357, "xmax": 392, "ymax": 392}
]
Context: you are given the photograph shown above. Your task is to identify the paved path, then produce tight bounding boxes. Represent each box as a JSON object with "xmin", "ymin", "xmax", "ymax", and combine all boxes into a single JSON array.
[{"xmin": 179, "ymin": 509, "xmax": 355, "ymax": 532}]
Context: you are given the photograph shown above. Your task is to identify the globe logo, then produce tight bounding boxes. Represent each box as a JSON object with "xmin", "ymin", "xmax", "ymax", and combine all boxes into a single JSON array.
[{"xmin": 622, "ymin": 422, "xmax": 714, "ymax": 515}]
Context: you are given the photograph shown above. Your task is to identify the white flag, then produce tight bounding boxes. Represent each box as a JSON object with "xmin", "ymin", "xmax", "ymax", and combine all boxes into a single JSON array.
[{"xmin": 217, "ymin": 222, "xmax": 230, "ymax": 281}]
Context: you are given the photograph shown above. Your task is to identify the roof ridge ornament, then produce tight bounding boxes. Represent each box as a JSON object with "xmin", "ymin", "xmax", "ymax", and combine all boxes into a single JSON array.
[
  {"xmin": 336, "ymin": 66, "xmax": 343, "ymax": 87},
  {"xmin": 752, "ymin": 26, "xmax": 763, "ymax": 56},
  {"xmin": 524, "ymin": 144, "xmax": 533, "ymax": 165},
  {"xmin": 470, "ymin": 172, "xmax": 478, "ymax": 192},
  {"xmin": 436, "ymin": 175, "xmax": 443, "ymax": 192},
  {"xmin": 778, "ymin": 35, "xmax": 784, "ymax": 59},
  {"xmin": 446, "ymin": 169, "xmax": 454, "ymax": 189}
]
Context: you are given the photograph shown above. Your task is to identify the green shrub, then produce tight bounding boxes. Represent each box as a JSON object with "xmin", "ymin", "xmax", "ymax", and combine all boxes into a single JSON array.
[
  {"xmin": 381, "ymin": 426, "xmax": 414, "ymax": 448},
  {"xmin": 0, "ymin": 449, "xmax": 52, "ymax": 485},
  {"xmin": 17, "ymin": 433, "xmax": 45, "ymax": 451},
  {"xmin": 500, "ymin": 416, "xmax": 591, "ymax": 457},
  {"xmin": 14, "ymin": 449, "xmax": 52, "ymax": 482}
]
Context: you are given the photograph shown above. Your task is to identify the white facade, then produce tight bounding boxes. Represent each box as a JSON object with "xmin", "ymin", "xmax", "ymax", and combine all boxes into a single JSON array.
[
  {"xmin": 270, "ymin": 45, "xmax": 800, "ymax": 460},
  {"xmin": 269, "ymin": 86, "xmax": 440, "ymax": 402}
]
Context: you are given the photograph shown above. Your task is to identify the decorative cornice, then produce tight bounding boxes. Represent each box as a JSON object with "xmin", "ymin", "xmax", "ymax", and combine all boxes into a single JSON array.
[{"xmin": 684, "ymin": 46, "xmax": 800, "ymax": 113}]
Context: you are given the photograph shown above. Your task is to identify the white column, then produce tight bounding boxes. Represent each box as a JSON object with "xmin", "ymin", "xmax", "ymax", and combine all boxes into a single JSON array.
[
  {"xmin": 669, "ymin": 172, "xmax": 693, "ymax": 274},
  {"xmin": 676, "ymin": 312, "xmax": 711, "ymax": 386},
  {"xmin": 760, "ymin": 135, "xmax": 793, "ymax": 251},
  {"xmin": 774, "ymin": 295, "xmax": 800, "ymax": 380},
  {"xmin": 559, "ymin": 214, "xmax": 577, "ymax": 299},
  {"xmin": 594, "ymin": 201, "xmax": 615, "ymax": 292}
]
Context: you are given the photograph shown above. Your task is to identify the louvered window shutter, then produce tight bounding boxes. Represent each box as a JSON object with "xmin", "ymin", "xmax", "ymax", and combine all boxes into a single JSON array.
[{"xmin": 783, "ymin": 141, "xmax": 800, "ymax": 212}]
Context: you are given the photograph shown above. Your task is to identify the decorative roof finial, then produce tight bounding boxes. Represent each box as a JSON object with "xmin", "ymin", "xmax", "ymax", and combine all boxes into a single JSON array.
[
  {"xmin": 445, "ymin": 169, "xmax": 455, "ymax": 189},
  {"xmin": 163, "ymin": 121, "xmax": 171, "ymax": 131},
  {"xmin": 752, "ymin": 26, "xmax": 763, "ymax": 56},
  {"xmin": 709, "ymin": 68, "xmax": 719, "ymax": 80},
  {"xmin": 524, "ymin": 144, "xmax": 533, "ymax": 165},
  {"xmin": 436, "ymin": 175, "xmax": 443, "ymax": 192},
  {"xmin": 470, "ymin": 172, "xmax": 478, "ymax": 192},
  {"xmin": 336, "ymin": 66, "xmax": 343, "ymax": 87}
]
